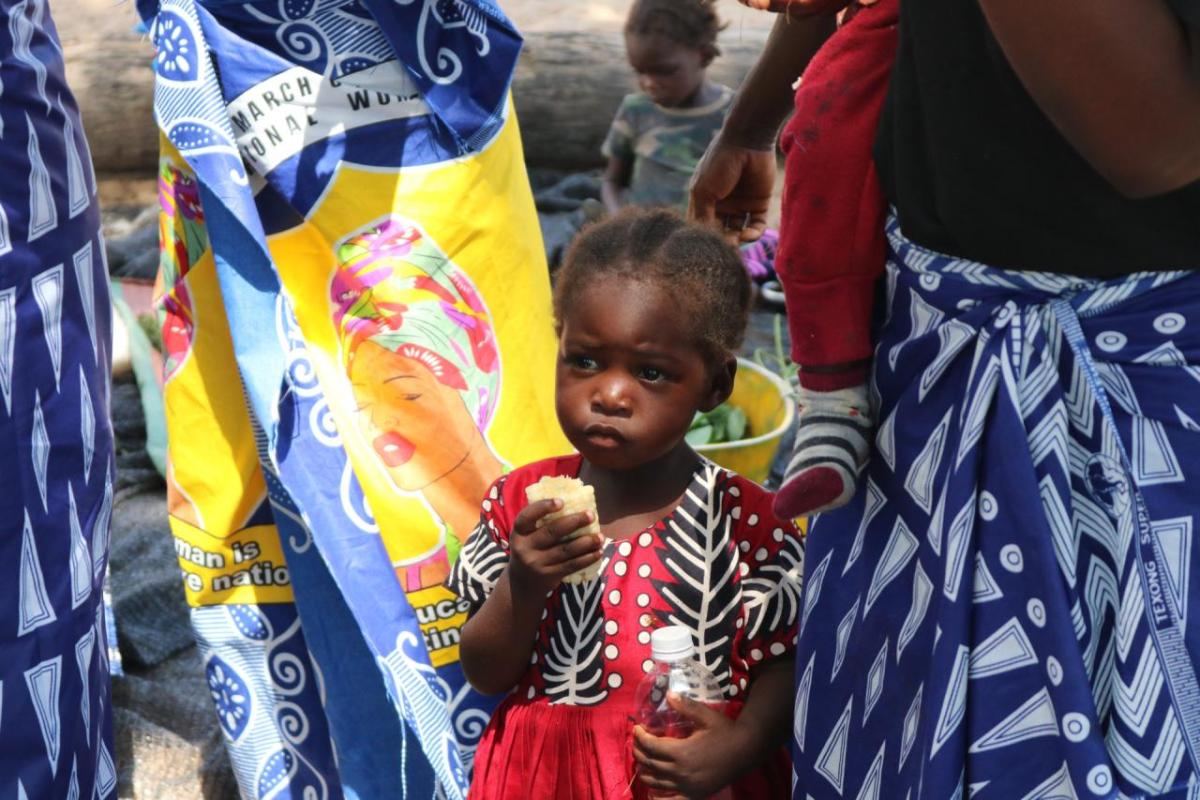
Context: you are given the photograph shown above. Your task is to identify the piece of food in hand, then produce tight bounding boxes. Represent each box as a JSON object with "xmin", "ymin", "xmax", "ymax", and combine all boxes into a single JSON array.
[{"xmin": 525, "ymin": 476, "xmax": 605, "ymax": 584}]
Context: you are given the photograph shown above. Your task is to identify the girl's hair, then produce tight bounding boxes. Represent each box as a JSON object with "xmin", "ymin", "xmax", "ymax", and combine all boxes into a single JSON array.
[
  {"xmin": 625, "ymin": 0, "xmax": 725, "ymax": 63},
  {"xmin": 554, "ymin": 208, "xmax": 752, "ymax": 365}
]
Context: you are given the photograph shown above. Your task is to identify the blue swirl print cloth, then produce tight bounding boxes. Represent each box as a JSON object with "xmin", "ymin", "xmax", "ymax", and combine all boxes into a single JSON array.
[
  {"xmin": 0, "ymin": 0, "xmax": 117, "ymax": 797},
  {"xmin": 793, "ymin": 218, "xmax": 1200, "ymax": 799},
  {"xmin": 138, "ymin": 1, "xmax": 522, "ymax": 798}
]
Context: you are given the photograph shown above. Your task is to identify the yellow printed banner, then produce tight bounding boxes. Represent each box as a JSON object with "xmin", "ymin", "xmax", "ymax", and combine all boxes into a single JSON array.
[
  {"xmin": 267, "ymin": 110, "xmax": 568, "ymax": 595},
  {"xmin": 172, "ymin": 521, "xmax": 294, "ymax": 605}
]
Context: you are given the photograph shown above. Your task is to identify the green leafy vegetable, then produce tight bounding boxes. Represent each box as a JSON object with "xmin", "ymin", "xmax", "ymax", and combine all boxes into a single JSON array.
[{"xmin": 687, "ymin": 403, "xmax": 749, "ymax": 446}]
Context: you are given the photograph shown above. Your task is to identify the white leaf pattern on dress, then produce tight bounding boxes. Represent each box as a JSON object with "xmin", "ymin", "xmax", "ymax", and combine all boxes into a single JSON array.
[
  {"xmin": 655, "ymin": 463, "xmax": 740, "ymax": 689},
  {"xmin": 542, "ymin": 571, "xmax": 609, "ymax": 706},
  {"xmin": 451, "ymin": 519, "xmax": 508, "ymax": 606},
  {"xmin": 742, "ymin": 534, "xmax": 804, "ymax": 643}
]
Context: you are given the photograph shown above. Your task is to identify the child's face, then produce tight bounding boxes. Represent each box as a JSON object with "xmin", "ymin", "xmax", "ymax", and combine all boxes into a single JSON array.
[
  {"xmin": 625, "ymin": 33, "xmax": 708, "ymax": 108},
  {"xmin": 555, "ymin": 276, "xmax": 728, "ymax": 471}
]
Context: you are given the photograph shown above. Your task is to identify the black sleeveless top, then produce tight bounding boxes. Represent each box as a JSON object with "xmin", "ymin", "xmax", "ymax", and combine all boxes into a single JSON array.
[{"xmin": 875, "ymin": 0, "xmax": 1200, "ymax": 278}]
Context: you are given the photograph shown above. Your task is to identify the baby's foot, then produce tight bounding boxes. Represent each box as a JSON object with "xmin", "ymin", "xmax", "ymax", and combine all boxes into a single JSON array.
[{"xmin": 773, "ymin": 383, "xmax": 873, "ymax": 519}]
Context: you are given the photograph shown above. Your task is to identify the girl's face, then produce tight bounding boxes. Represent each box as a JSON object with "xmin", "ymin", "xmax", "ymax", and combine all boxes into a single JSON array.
[
  {"xmin": 625, "ymin": 33, "xmax": 708, "ymax": 108},
  {"xmin": 555, "ymin": 276, "xmax": 730, "ymax": 471}
]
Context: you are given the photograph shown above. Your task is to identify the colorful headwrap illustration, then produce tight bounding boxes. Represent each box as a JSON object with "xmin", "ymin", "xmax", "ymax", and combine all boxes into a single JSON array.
[
  {"xmin": 158, "ymin": 158, "xmax": 205, "ymax": 382},
  {"xmin": 332, "ymin": 216, "xmax": 503, "ymax": 571}
]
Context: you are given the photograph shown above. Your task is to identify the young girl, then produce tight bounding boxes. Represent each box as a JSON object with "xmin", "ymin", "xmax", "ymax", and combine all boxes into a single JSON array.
[
  {"xmin": 448, "ymin": 209, "xmax": 803, "ymax": 800},
  {"xmin": 601, "ymin": 0, "xmax": 734, "ymax": 215}
]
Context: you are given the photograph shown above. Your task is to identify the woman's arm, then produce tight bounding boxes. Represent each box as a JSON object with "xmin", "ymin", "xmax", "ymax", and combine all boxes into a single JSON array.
[
  {"xmin": 689, "ymin": 13, "xmax": 836, "ymax": 241},
  {"xmin": 978, "ymin": 0, "xmax": 1200, "ymax": 198},
  {"xmin": 601, "ymin": 156, "xmax": 632, "ymax": 215},
  {"xmin": 632, "ymin": 656, "xmax": 796, "ymax": 796},
  {"xmin": 458, "ymin": 501, "xmax": 602, "ymax": 695}
]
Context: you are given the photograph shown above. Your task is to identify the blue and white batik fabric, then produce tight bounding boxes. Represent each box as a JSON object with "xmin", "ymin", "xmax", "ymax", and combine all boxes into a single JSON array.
[
  {"xmin": 794, "ymin": 217, "xmax": 1200, "ymax": 799},
  {"xmin": 0, "ymin": 0, "xmax": 117, "ymax": 797}
]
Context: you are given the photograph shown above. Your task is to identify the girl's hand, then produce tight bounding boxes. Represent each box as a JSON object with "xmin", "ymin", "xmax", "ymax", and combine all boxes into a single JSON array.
[
  {"xmin": 632, "ymin": 694, "xmax": 753, "ymax": 798},
  {"xmin": 508, "ymin": 499, "xmax": 603, "ymax": 596}
]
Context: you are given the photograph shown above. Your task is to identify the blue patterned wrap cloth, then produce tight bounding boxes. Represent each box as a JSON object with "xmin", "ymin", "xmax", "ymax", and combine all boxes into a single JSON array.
[
  {"xmin": 0, "ymin": 0, "xmax": 117, "ymax": 797},
  {"xmin": 794, "ymin": 217, "xmax": 1200, "ymax": 799}
]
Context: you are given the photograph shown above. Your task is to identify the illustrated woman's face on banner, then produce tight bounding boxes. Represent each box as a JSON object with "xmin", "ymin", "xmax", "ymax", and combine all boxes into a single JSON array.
[{"xmin": 348, "ymin": 338, "xmax": 484, "ymax": 492}]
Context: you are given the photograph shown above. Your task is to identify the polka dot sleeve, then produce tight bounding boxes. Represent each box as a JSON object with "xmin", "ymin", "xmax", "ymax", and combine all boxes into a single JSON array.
[
  {"xmin": 733, "ymin": 479, "xmax": 805, "ymax": 665},
  {"xmin": 445, "ymin": 475, "xmax": 513, "ymax": 607}
]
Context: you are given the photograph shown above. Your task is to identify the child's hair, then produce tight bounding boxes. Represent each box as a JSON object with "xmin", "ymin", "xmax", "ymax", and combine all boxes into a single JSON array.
[
  {"xmin": 554, "ymin": 208, "xmax": 752, "ymax": 364},
  {"xmin": 625, "ymin": 0, "xmax": 725, "ymax": 64}
]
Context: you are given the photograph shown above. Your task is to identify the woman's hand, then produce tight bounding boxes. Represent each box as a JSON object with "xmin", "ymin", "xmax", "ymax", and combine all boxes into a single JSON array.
[
  {"xmin": 632, "ymin": 694, "xmax": 755, "ymax": 798},
  {"xmin": 508, "ymin": 499, "xmax": 603, "ymax": 596},
  {"xmin": 737, "ymin": 0, "xmax": 854, "ymax": 15},
  {"xmin": 688, "ymin": 139, "xmax": 776, "ymax": 245}
]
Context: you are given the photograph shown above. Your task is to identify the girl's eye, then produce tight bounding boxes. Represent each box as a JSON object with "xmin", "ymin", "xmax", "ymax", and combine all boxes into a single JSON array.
[
  {"xmin": 639, "ymin": 367, "xmax": 666, "ymax": 382},
  {"xmin": 403, "ymin": 393, "xmax": 422, "ymax": 402},
  {"xmin": 569, "ymin": 355, "xmax": 599, "ymax": 370}
]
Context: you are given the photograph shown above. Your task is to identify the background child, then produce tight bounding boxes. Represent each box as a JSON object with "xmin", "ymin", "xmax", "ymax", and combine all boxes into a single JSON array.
[
  {"xmin": 601, "ymin": 0, "xmax": 733, "ymax": 214},
  {"xmin": 448, "ymin": 209, "xmax": 803, "ymax": 800}
]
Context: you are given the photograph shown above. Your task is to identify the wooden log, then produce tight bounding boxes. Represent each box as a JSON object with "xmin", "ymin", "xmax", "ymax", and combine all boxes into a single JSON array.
[
  {"xmin": 59, "ymin": 1, "xmax": 159, "ymax": 175},
  {"xmin": 55, "ymin": 6, "xmax": 768, "ymax": 174},
  {"xmin": 512, "ymin": 30, "xmax": 767, "ymax": 170}
]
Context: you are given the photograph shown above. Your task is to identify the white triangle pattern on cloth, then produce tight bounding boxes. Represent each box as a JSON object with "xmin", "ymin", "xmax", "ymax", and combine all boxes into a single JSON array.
[
  {"xmin": 876, "ymin": 409, "xmax": 897, "ymax": 473},
  {"xmin": 80, "ymin": 366, "xmax": 95, "ymax": 483},
  {"xmin": 1133, "ymin": 416, "xmax": 1184, "ymax": 486},
  {"xmin": 24, "ymin": 655, "xmax": 62, "ymax": 776},
  {"xmin": 62, "ymin": 100, "xmax": 90, "ymax": 218},
  {"xmin": 72, "ymin": 242, "xmax": 97, "ymax": 360},
  {"xmin": 899, "ymin": 685, "xmax": 923, "ymax": 770},
  {"xmin": 897, "ymin": 563, "xmax": 933, "ymax": 662},
  {"xmin": 831, "ymin": 597, "xmax": 861, "ymax": 681},
  {"xmin": 67, "ymin": 759, "xmax": 80, "ymax": 800},
  {"xmin": 1018, "ymin": 762, "xmax": 1079, "ymax": 800},
  {"xmin": 31, "ymin": 390, "xmax": 50, "ymax": 510},
  {"xmin": 863, "ymin": 638, "xmax": 888, "ymax": 724},
  {"xmin": 0, "ymin": 202, "xmax": 11, "ymax": 258},
  {"xmin": 92, "ymin": 468, "xmax": 113, "ymax": 581},
  {"xmin": 19, "ymin": 510, "xmax": 57, "ymax": 635},
  {"xmin": 75, "ymin": 627, "xmax": 95, "ymax": 744},
  {"xmin": 904, "ymin": 409, "xmax": 952, "ymax": 514},
  {"xmin": 843, "ymin": 479, "xmax": 886, "ymax": 576},
  {"xmin": 0, "ymin": 287, "xmax": 15, "ymax": 414},
  {"xmin": 1153, "ymin": 516, "xmax": 1193, "ymax": 634},
  {"xmin": 968, "ymin": 618, "xmax": 1038, "ymax": 679},
  {"xmin": 855, "ymin": 743, "xmax": 886, "ymax": 800},
  {"xmin": 25, "ymin": 113, "xmax": 58, "ymax": 241},
  {"xmin": 972, "ymin": 553, "xmax": 1003, "ymax": 603},
  {"xmin": 795, "ymin": 654, "xmax": 815, "ymax": 753},
  {"xmin": 32, "ymin": 264, "xmax": 63, "ymax": 390},
  {"xmin": 68, "ymin": 483, "xmax": 92, "ymax": 608},
  {"xmin": 814, "ymin": 698, "xmax": 853, "ymax": 794},
  {"xmin": 97, "ymin": 737, "xmax": 117, "ymax": 797},
  {"xmin": 865, "ymin": 518, "xmax": 918, "ymax": 616},
  {"xmin": 968, "ymin": 689, "xmax": 1059, "ymax": 753},
  {"xmin": 930, "ymin": 645, "xmax": 970, "ymax": 757},
  {"xmin": 801, "ymin": 552, "xmax": 834, "ymax": 632}
]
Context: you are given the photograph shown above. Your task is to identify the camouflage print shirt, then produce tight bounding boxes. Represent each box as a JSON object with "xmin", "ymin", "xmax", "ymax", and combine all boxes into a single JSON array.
[{"xmin": 602, "ymin": 86, "xmax": 734, "ymax": 211}]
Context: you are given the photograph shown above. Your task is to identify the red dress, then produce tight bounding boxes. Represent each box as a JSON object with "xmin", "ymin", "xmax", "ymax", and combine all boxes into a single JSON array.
[{"xmin": 446, "ymin": 455, "xmax": 804, "ymax": 800}]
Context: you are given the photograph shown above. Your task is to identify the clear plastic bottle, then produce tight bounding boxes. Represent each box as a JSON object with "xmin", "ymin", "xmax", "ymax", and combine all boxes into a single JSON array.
[{"xmin": 634, "ymin": 625, "xmax": 725, "ymax": 738}]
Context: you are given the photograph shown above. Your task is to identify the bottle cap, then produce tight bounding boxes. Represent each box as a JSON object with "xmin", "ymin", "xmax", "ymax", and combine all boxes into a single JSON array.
[{"xmin": 650, "ymin": 626, "xmax": 695, "ymax": 663}]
